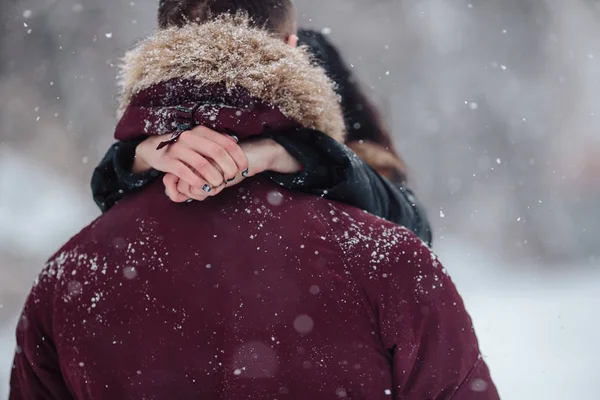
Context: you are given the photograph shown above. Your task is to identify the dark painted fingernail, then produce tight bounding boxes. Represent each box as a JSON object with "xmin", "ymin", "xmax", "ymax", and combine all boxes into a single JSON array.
[
  {"xmin": 226, "ymin": 177, "xmax": 235, "ymax": 183},
  {"xmin": 202, "ymin": 184, "xmax": 212, "ymax": 193},
  {"xmin": 185, "ymin": 199, "xmax": 194, "ymax": 203},
  {"xmin": 228, "ymin": 134, "xmax": 239, "ymax": 143},
  {"xmin": 242, "ymin": 169, "xmax": 249, "ymax": 177}
]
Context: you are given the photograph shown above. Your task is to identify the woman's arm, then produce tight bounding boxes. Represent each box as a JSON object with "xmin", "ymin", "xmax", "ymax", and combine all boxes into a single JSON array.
[
  {"xmin": 265, "ymin": 129, "xmax": 433, "ymax": 246},
  {"xmin": 91, "ymin": 128, "xmax": 432, "ymax": 245},
  {"xmin": 92, "ymin": 127, "xmax": 249, "ymax": 209},
  {"xmin": 91, "ymin": 138, "xmax": 160, "ymax": 212}
]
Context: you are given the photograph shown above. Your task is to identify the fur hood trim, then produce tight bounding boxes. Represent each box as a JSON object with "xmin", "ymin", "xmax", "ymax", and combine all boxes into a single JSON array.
[{"xmin": 117, "ymin": 16, "xmax": 346, "ymax": 142}]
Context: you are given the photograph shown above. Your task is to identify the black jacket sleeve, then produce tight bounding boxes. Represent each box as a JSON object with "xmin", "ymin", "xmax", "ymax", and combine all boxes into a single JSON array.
[
  {"xmin": 91, "ymin": 137, "xmax": 160, "ymax": 212},
  {"xmin": 90, "ymin": 130, "xmax": 432, "ymax": 245},
  {"xmin": 265, "ymin": 129, "xmax": 432, "ymax": 246}
]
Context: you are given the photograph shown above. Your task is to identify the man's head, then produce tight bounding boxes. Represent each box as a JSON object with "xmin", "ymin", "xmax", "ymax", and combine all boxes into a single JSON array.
[{"xmin": 158, "ymin": 0, "xmax": 297, "ymax": 43}]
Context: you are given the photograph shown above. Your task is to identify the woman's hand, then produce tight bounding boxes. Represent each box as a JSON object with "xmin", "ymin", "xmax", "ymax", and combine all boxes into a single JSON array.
[
  {"xmin": 132, "ymin": 126, "xmax": 249, "ymax": 202},
  {"xmin": 160, "ymin": 137, "xmax": 301, "ymax": 202}
]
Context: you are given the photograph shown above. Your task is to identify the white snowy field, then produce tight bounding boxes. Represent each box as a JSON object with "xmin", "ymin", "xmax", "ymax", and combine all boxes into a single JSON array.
[
  {"xmin": 436, "ymin": 241, "xmax": 600, "ymax": 400},
  {"xmin": 1, "ymin": 151, "xmax": 598, "ymax": 399}
]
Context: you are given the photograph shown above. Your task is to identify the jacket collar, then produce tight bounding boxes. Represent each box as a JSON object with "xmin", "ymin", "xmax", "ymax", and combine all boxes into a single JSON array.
[{"xmin": 117, "ymin": 15, "xmax": 346, "ymax": 142}]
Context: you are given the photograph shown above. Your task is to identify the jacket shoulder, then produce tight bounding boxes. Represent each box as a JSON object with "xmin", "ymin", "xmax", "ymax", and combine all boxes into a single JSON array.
[
  {"xmin": 35, "ymin": 217, "xmax": 102, "ymax": 290},
  {"xmin": 317, "ymin": 202, "xmax": 498, "ymax": 398},
  {"xmin": 316, "ymin": 200, "xmax": 433, "ymax": 277}
]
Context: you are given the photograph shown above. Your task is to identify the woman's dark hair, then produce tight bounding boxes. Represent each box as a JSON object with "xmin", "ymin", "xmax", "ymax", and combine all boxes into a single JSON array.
[{"xmin": 298, "ymin": 29, "xmax": 407, "ymax": 182}]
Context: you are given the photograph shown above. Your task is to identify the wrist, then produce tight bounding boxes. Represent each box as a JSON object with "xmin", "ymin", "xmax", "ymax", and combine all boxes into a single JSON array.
[
  {"xmin": 240, "ymin": 138, "xmax": 301, "ymax": 176},
  {"xmin": 263, "ymin": 139, "xmax": 286, "ymax": 171},
  {"xmin": 132, "ymin": 143, "xmax": 152, "ymax": 174},
  {"xmin": 267, "ymin": 139, "xmax": 301, "ymax": 174}
]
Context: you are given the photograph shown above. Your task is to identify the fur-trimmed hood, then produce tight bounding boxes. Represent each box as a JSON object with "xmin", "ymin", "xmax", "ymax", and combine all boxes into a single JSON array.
[{"xmin": 116, "ymin": 16, "xmax": 346, "ymax": 142}]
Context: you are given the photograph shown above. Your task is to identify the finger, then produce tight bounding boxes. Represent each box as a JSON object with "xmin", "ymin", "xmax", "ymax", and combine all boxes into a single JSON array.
[
  {"xmin": 181, "ymin": 135, "xmax": 238, "ymax": 182},
  {"xmin": 175, "ymin": 174, "xmax": 214, "ymax": 201},
  {"xmin": 171, "ymin": 176, "xmax": 212, "ymax": 202},
  {"xmin": 190, "ymin": 182, "xmax": 225, "ymax": 199},
  {"xmin": 203, "ymin": 130, "xmax": 249, "ymax": 171},
  {"xmin": 177, "ymin": 178, "xmax": 214, "ymax": 201},
  {"xmin": 182, "ymin": 128, "xmax": 249, "ymax": 177},
  {"xmin": 163, "ymin": 174, "xmax": 189, "ymax": 203},
  {"xmin": 165, "ymin": 154, "xmax": 221, "ymax": 190},
  {"xmin": 170, "ymin": 146, "xmax": 225, "ymax": 188},
  {"xmin": 190, "ymin": 186, "xmax": 212, "ymax": 201},
  {"xmin": 177, "ymin": 179, "xmax": 193, "ymax": 199}
]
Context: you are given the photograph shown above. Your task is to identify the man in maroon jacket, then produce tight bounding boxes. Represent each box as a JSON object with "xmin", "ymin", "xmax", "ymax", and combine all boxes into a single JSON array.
[{"xmin": 10, "ymin": 1, "xmax": 499, "ymax": 399}]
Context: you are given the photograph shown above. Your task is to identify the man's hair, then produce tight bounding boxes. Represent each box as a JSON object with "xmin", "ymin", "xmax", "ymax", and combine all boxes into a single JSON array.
[{"xmin": 157, "ymin": 0, "xmax": 295, "ymax": 36}]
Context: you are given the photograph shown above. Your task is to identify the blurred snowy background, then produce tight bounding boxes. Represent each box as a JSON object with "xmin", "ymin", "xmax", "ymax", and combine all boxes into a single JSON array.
[{"xmin": 0, "ymin": 0, "xmax": 599, "ymax": 398}]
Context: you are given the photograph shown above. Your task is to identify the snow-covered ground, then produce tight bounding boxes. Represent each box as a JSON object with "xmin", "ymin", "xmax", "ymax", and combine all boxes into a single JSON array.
[
  {"xmin": 1, "ymin": 151, "xmax": 598, "ymax": 399},
  {"xmin": 0, "ymin": 324, "xmax": 16, "ymax": 399},
  {"xmin": 437, "ymin": 240, "xmax": 600, "ymax": 400},
  {"xmin": 0, "ymin": 149, "xmax": 98, "ymax": 257}
]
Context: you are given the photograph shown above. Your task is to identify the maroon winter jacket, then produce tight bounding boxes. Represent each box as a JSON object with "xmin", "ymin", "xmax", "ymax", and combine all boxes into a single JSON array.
[{"xmin": 10, "ymin": 18, "xmax": 499, "ymax": 400}]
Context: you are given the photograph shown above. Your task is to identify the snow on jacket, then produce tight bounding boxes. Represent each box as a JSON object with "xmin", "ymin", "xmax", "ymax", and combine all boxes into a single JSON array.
[{"xmin": 10, "ymin": 16, "xmax": 498, "ymax": 400}]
